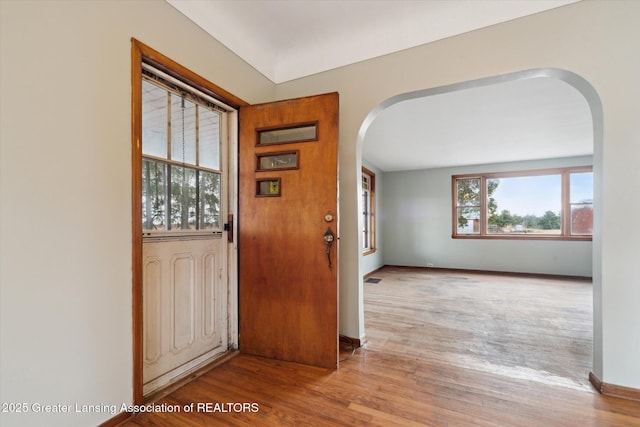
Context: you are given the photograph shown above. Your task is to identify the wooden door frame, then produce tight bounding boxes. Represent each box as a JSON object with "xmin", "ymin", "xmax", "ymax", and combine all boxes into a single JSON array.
[{"xmin": 131, "ymin": 39, "xmax": 247, "ymax": 404}]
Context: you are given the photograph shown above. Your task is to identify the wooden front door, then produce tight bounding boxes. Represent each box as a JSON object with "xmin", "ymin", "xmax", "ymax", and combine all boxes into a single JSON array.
[{"xmin": 239, "ymin": 93, "xmax": 339, "ymax": 369}]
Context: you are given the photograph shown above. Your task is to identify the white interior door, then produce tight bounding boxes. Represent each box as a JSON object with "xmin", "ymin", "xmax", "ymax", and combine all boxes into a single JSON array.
[{"xmin": 140, "ymin": 68, "xmax": 232, "ymax": 395}]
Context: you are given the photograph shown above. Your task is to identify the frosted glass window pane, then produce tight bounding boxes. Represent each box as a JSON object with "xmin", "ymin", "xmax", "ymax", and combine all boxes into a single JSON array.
[
  {"xmin": 142, "ymin": 80, "xmax": 167, "ymax": 158},
  {"xmin": 257, "ymin": 152, "xmax": 298, "ymax": 170},
  {"xmin": 258, "ymin": 125, "xmax": 316, "ymax": 145},
  {"xmin": 571, "ymin": 205, "xmax": 593, "ymax": 235},
  {"xmin": 199, "ymin": 108, "xmax": 221, "ymax": 170}
]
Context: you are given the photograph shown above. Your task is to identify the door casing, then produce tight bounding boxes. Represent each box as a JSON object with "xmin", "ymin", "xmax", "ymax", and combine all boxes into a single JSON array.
[
  {"xmin": 132, "ymin": 41, "xmax": 340, "ymax": 405},
  {"xmin": 131, "ymin": 39, "xmax": 246, "ymax": 404}
]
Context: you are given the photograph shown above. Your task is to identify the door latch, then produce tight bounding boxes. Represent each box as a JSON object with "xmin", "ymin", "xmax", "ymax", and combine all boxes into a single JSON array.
[
  {"xmin": 323, "ymin": 227, "xmax": 336, "ymax": 270},
  {"xmin": 224, "ymin": 214, "xmax": 233, "ymax": 243}
]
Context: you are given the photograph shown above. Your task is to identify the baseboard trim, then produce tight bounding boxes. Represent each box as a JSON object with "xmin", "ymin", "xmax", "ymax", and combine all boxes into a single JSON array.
[
  {"xmin": 382, "ymin": 265, "xmax": 592, "ymax": 282},
  {"xmin": 340, "ymin": 334, "xmax": 366, "ymax": 348},
  {"xmin": 589, "ymin": 371, "xmax": 640, "ymax": 402},
  {"xmin": 363, "ymin": 266, "xmax": 386, "ymax": 279}
]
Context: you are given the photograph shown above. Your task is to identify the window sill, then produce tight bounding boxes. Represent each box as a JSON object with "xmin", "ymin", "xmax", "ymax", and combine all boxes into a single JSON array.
[
  {"xmin": 452, "ymin": 234, "xmax": 592, "ymax": 242},
  {"xmin": 363, "ymin": 249, "xmax": 377, "ymax": 256}
]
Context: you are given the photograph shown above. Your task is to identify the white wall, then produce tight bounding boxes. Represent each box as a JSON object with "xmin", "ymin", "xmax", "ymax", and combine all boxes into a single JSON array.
[
  {"xmin": 360, "ymin": 161, "xmax": 384, "ymax": 275},
  {"xmin": 381, "ymin": 156, "xmax": 593, "ymax": 277},
  {"xmin": 275, "ymin": 1, "xmax": 640, "ymax": 390},
  {"xmin": 0, "ymin": 1, "xmax": 273, "ymax": 426}
]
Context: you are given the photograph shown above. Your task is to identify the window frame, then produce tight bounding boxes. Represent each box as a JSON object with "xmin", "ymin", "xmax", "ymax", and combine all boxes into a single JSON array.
[
  {"xmin": 141, "ymin": 71, "xmax": 227, "ymax": 237},
  {"xmin": 452, "ymin": 166, "xmax": 593, "ymax": 241},
  {"xmin": 362, "ymin": 167, "xmax": 376, "ymax": 255}
]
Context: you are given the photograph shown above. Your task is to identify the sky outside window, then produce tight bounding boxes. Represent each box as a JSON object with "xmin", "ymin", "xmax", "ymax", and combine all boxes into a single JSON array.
[
  {"xmin": 490, "ymin": 175, "xmax": 561, "ymax": 216},
  {"xmin": 570, "ymin": 172, "xmax": 593, "ymax": 202}
]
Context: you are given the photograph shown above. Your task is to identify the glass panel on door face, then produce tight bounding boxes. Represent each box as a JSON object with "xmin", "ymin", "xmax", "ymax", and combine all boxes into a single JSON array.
[
  {"xmin": 142, "ymin": 80, "xmax": 167, "ymax": 158},
  {"xmin": 257, "ymin": 152, "xmax": 298, "ymax": 170},
  {"xmin": 199, "ymin": 171, "xmax": 221, "ymax": 229},
  {"xmin": 199, "ymin": 108, "xmax": 221, "ymax": 170},
  {"xmin": 142, "ymin": 160, "xmax": 221, "ymax": 231},
  {"xmin": 170, "ymin": 95, "xmax": 197, "ymax": 165},
  {"xmin": 256, "ymin": 179, "xmax": 281, "ymax": 196},
  {"xmin": 170, "ymin": 166, "xmax": 197, "ymax": 230},
  {"xmin": 141, "ymin": 76, "xmax": 224, "ymax": 232},
  {"xmin": 258, "ymin": 124, "xmax": 316, "ymax": 145},
  {"xmin": 142, "ymin": 159, "xmax": 167, "ymax": 231}
]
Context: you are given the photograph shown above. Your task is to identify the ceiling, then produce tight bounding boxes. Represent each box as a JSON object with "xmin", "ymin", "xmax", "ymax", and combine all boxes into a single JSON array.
[
  {"xmin": 167, "ymin": 0, "xmax": 592, "ymax": 172},
  {"xmin": 364, "ymin": 76, "xmax": 593, "ymax": 171},
  {"xmin": 167, "ymin": 0, "xmax": 578, "ymax": 84}
]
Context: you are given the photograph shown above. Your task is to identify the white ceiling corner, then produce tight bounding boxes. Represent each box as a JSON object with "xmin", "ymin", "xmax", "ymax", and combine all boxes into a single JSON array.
[{"xmin": 166, "ymin": 0, "xmax": 579, "ymax": 84}]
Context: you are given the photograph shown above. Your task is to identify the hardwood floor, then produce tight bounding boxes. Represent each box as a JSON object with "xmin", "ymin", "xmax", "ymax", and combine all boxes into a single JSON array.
[
  {"xmin": 366, "ymin": 267, "xmax": 594, "ymax": 392},
  {"xmin": 123, "ymin": 267, "xmax": 640, "ymax": 426}
]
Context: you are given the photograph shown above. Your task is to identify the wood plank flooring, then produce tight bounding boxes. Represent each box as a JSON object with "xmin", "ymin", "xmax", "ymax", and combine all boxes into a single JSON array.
[
  {"xmin": 366, "ymin": 267, "xmax": 594, "ymax": 392},
  {"xmin": 123, "ymin": 267, "xmax": 640, "ymax": 426}
]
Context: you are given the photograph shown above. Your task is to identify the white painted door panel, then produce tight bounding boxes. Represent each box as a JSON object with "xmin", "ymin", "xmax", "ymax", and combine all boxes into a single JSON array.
[{"xmin": 142, "ymin": 236, "xmax": 227, "ymax": 395}]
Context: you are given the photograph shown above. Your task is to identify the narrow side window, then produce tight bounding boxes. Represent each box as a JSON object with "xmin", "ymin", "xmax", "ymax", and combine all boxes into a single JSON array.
[{"xmin": 362, "ymin": 167, "xmax": 376, "ymax": 254}]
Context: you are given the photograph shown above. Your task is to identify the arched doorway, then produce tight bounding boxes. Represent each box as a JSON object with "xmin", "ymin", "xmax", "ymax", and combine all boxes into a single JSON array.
[{"xmin": 356, "ymin": 68, "xmax": 603, "ymax": 387}]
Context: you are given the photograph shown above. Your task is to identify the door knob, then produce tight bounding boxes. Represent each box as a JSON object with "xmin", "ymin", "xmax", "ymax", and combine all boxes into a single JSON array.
[{"xmin": 323, "ymin": 228, "xmax": 336, "ymax": 270}]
